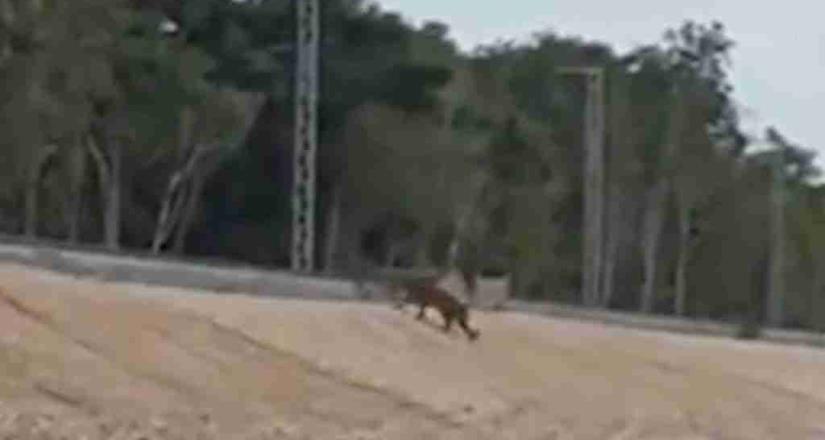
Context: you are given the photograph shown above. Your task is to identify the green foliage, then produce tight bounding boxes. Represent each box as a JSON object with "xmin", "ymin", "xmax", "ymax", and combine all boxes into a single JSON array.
[
  {"xmin": 378, "ymin": 63, "xmax": 453, "ymax": 112},
  {"xmin": 178, "ymin": 0, "xmax": 290, "ymax": 92},
  {"xmin": 765, "ymin": 127, "xmax": 821, "ymax": 183}
]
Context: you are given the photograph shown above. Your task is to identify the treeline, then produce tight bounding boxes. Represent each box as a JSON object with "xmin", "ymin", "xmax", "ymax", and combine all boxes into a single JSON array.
[{"xmin": 1, "ymin": 0, "xmax": 823, "ymax": 330}]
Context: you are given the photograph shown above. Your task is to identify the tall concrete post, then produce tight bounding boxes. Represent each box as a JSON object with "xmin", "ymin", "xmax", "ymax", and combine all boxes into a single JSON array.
[{"xmin": 560, "ymin": 67, "xmax": 606, "ymax": 307}]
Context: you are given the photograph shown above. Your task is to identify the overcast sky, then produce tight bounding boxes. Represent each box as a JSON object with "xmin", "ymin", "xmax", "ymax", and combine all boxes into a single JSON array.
[{"xmin": 376, "ymin": 0, "xmax": 824, "ymax": 162}]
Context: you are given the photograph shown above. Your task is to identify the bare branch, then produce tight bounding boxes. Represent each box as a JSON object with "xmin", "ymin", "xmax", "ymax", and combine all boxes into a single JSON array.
[{"xmin": 86, "ymin": 134, "xmax": 109, "ymax": 184}]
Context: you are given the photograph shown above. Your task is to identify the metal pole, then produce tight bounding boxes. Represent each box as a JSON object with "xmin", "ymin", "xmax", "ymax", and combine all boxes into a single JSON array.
[
  {"xmin": 291, "ymin": 0, "xmax": 320, "ymax": 272},
  {"xmin": 590, "ymin": 71, "xmax": 605, "ymax": 307},
  {"xmin": 559, "ymin": 67, "xmax": 606, "ymax": 307}
]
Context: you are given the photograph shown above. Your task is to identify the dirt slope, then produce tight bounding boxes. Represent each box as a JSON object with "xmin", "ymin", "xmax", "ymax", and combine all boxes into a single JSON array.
[{"xmin": 1, "ymin": 263, "xmax": 825, "ymax": 439}]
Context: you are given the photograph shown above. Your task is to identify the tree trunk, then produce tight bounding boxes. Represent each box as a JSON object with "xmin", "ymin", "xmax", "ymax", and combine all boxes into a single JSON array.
[
  {"xmin": 103, "ymin": 138, "xmax": 121, "ymax": 251},
  {"xmin": 151, "ymin": 171, "xmax": 187, "ymax": 253},
  {"xmin": 446, "ymin": 235, "xmax": 461, "ymax": 269},
  {"xmin": 446, "ymin": 200, "xmax": 477, "ymax": 271},
  {"xmin": 172, "ymin": 173, "xmax": 203, "ymax": 255},
  {"xmin": 24, "ymin": 145, "xmax": 58, "ymax": 238},
  {"xmin": 152, "ymin": 98, "xmax": 261, "ymax": 254},
  {"xmin": 24, "ymin": 178, "xmax": 39, "ymax": 238},
  {"xmin": 24, "ymin": 172, "xmax": 39, "ymax": 239},
  {"xmin": 178, "ymin": 106, "xmax": 194, "ymax": 159},
  {"xmin": 445, "ymin": 216, "xmax": 464, "ymax": 270},
  {"xmin": 65, "ymin": 145, "xmax": 87, "ymax": 244},
  {"xmin": 414, "ymin": 229, "xmax": 432, "ymax": 268},
  {"xmin": 156, "ymin": 106, "xmax": 195, "ymax": 253},
  {"xmin": 152, "ymin": 146, "xmax": 216, "ymax": 254},
  {"xmin": 87, "ymin": 134, "xmax": 120, "ymax": 251},
  {"xmin": 65, "ymin": 189, "xmax": 84, "ymax": 244},
  {"xmin": 600, "ymin": 188, "xmax": 621, "ymax": 308},
  {"xmin": 384, "ymin": 241, "xmax": 399, "ymax": 268},
  {"xmin": 739, "ymin": 253, "xmax": 767, "ymax": 339},
  {"xmin": 600, "ymin": 168, "xmax": 625, "ymax": 308},
  {"xmin": 811, "ymin": 270, "xmax": 825, "ymax": 332},
  {"xmin": 674, "ymin": 196, "xmax": 692, "ymax": 316},
  {"xmin": 639, "ymin": 181, "xmax": 668, "ymax": 313},
  {"xmin": 323, "ymin": 182, "xmax": 342, "ymax": 274},
  {"xmin": 639, "ymin": 85, "xmax": 682, "ymax": 314}
]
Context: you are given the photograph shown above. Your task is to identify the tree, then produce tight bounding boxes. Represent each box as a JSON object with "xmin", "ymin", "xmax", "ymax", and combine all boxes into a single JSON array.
[
  {"xmin": 0, "ymin": 0, "xmax": 116, "ymax": 240},
  {"xmin": 150, "ymin": 89, "xmax": 259, "ymax": 254},
  {"xmin": 318, "ymin": 3, "xmax": 454, "ymax": 272},
  {"xmin": 759, "ymin": 127, "xmax": 820, "ymax": 327},
  {"xmin": 336, "ymin": 102, "xmax": 481, "ymax": 267},
  {"xmin": 792, "ymin": 185, "xmax": 825, "ymax": 330},
  {"xmin": 624, "ymin": 21, "xmax": 741, "ymax": 314}
]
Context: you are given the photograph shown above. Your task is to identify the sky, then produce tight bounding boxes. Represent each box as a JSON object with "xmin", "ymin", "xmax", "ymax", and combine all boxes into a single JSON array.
[{"xmin": 376, "ymin": 0, "xmax": 825, "ymax": 162}]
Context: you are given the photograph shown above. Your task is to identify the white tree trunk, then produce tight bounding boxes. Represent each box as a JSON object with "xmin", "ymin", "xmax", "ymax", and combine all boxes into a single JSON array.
[
  {"xmin": 446, "ymin": 205, "xmax": 470, "ymax": 269},
  {"xmin": 323, "ymin": 183, "xmax": 342, "ymax": 274},
  {"xmin": 640, "ymin": 180, "xmax": 669, "ymax": 313},
  {"xmin": 414, "ymin": 228, "xmax": 432, "ymax": 269},
  {"xmin": 151, "ymin": 97, "xmax": 264, "ymax": 254},
  {"xmin": 674, "ymin": 196, "xmax": 692, "ymax": 316},
  {"xmin": 151, "ymin": 170, "xmax": 187, "ymax": 253},
  {"xmin": 172, "ymin": 173, "xmax": 203, "ymax": 254},
  {"xmin": 152, "ymin": 107, "xmax": 197, "ymax": 254},
  {"xmin": 639, "ymin": 85, "xmax": 681, "ymax": 314},
  {"xmin": 87, "ymin": 134, "xmax": 121, "ymax": 251},
  {"xmin": 384, "ymin": 241, "xmax": 399, "ymax": 268},
  {"xmin": 151, "ymin": 144, "xmax": 216, "ymax": 253}
]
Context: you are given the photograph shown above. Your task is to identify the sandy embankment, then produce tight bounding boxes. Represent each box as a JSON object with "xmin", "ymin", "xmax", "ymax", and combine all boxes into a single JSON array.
[{"xmin": 1, "ymin": 263, "xmax": 825, "ymax": 439}]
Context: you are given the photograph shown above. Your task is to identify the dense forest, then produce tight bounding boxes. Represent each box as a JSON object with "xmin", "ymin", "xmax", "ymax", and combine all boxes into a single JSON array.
[{"xmin": 1, "ymin": 0, "xmax": 823, "ymax": 332}]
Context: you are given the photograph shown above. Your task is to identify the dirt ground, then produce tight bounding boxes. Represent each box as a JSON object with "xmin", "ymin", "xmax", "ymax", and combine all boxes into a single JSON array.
[{"xmin": 2, "ymin": 263, "xmax": 825, "ymax": 439}]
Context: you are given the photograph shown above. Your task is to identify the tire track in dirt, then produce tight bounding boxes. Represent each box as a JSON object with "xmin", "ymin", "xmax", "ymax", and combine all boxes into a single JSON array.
[
  {"xmin": 31, "ymin": 383, "xmax": 87, "ymax": 411},
  {"xmin": 0, "ymin": 287, "xmax": 204, "ymax": 404},
  {"xmin": 454, "ymin": 319, "xmax": 825, "ymax": 439},
  {"xmin": 0, "ymin": 280, "xmax": 473, "ymax": 439},
  {"xmin": 198, "ymin": 313, "xmax": 470, "ymax": 431},
  {"xmin": 580, "ymin": 338, "xmax": 825, "ymax": 439},
  {"xmin": 140, "ymin": 303, "xmax": 468, "ymax": 432}
]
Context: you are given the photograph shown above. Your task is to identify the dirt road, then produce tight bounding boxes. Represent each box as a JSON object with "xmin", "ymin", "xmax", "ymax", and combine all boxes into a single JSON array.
[{"xmin": 1, "ymin": 262, "xmax": 825, "ymax": 439}]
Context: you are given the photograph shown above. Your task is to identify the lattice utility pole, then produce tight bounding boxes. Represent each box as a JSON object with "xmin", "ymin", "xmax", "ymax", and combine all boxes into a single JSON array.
[
  {"xmin": 292, "ymin": 0, "xmax": 320, "ymax": 272},
  {"xmin": 559, "ymin": 67, "xmax": 606, "ymax": 307}
]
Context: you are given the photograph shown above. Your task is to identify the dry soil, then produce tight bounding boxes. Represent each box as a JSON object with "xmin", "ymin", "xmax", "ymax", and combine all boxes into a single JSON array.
[{"xmin": 1, "ymin": 263, "xmax": 825, "ymax": 439}]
